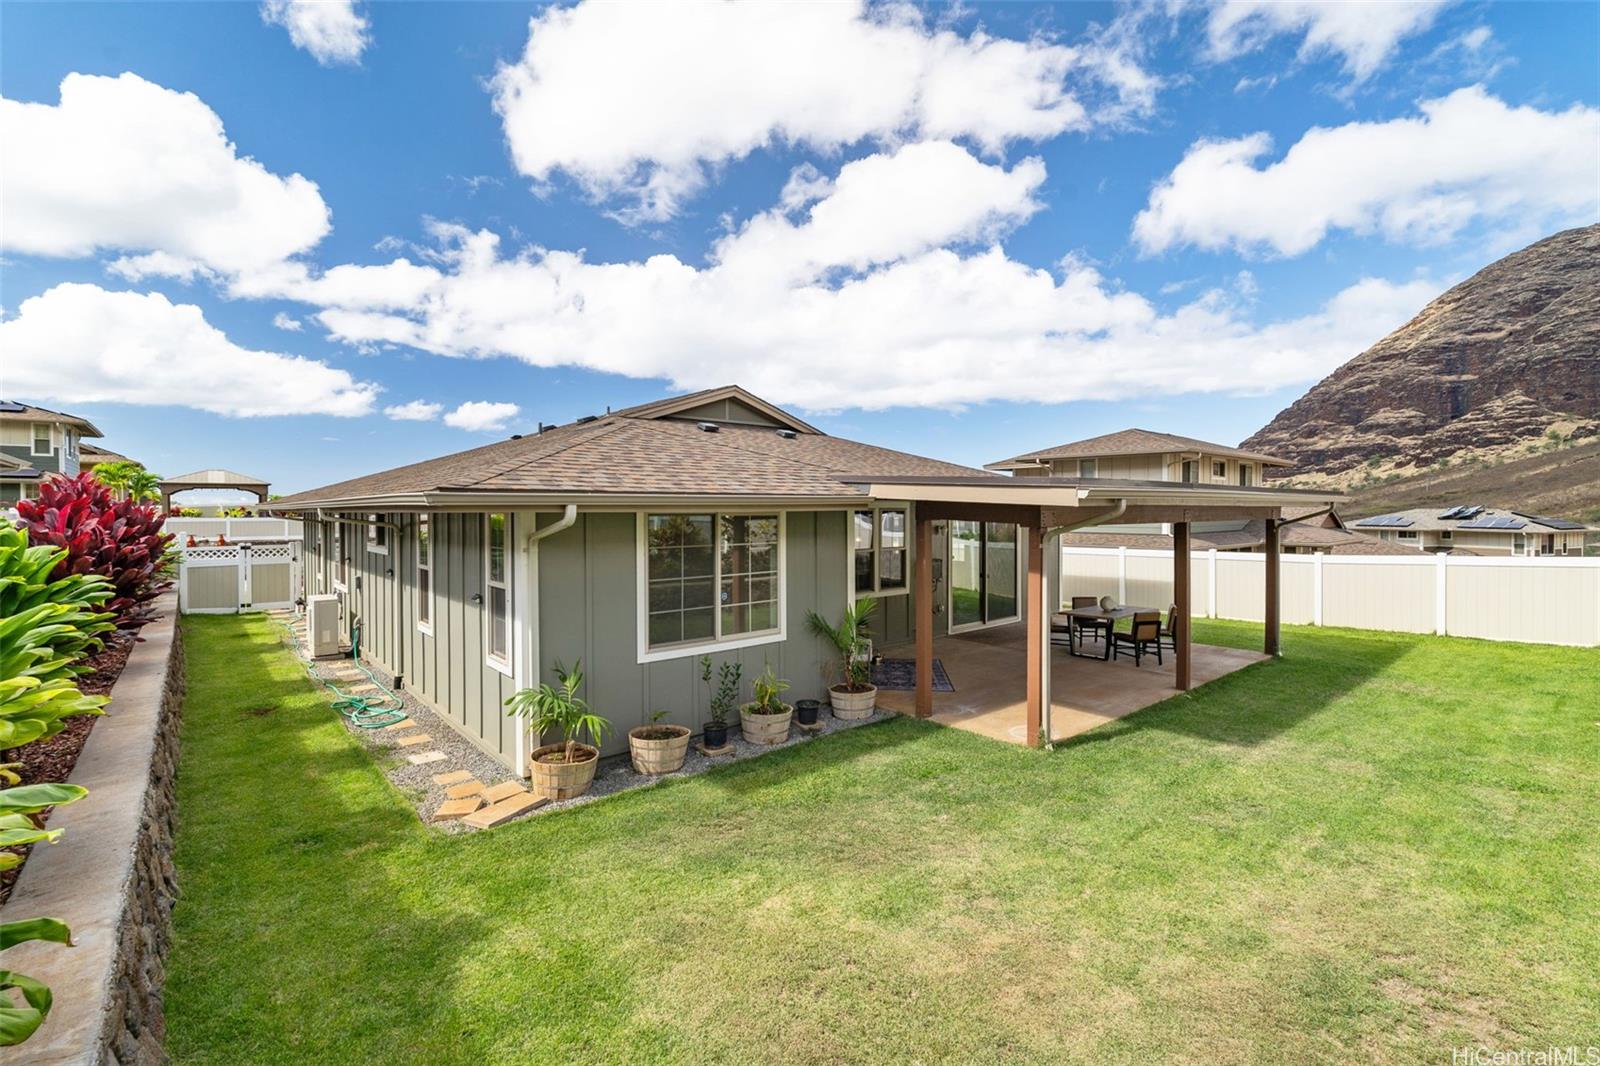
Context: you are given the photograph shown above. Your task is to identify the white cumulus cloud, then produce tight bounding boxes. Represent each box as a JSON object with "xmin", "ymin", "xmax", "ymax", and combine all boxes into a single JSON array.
[
  {"xmin": 1207, "ymin": 0, "xmax": 1448, "ymax": 82},
  {"xmin": 490, "ymin": 0, "xmax": 1151, "ymax": 222},
  {"xmin": 443, "ymin": 401, "xmax": 520, "ymax": 432},
  {"xmin": 0, "ymin": 73, "xmax": 330, "ymax": 279},
  {"xmin": 261, "ymin": 0, "xmax": 370, "ymax": 66},
  {"xmin": 383, "ymin": 400, "xmax": 443, "ymax": 422},
  {"xmin": 276, "ymin": 143, "xmax": 1443, "ymax": 412},
  {"xmin": 272, "ymin": 311, "xmax": 304, "ymax": 331},
  {"xmin": 1134, "ymin": 87, "xmax": 1600, "ymax": 257},
  {"xmin": 0, "ymin": 284, "xmax": 379, "ymax": 418}
]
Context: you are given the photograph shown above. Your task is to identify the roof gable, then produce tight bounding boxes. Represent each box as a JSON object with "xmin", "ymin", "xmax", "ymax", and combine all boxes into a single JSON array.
[
  {"xmin": 988, "ymin": 427, "xmax": 1291, "ymax": 469},
  {"xmin": 614, "ymin": 386, "xmax": 821, "ymax": 434}
]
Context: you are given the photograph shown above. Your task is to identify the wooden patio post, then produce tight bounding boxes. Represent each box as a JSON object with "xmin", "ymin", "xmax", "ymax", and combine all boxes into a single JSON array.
[
  {"xmin": 1264, "ymin": 517, "xmax": 1281, "ymax": 657},
  {"xmin": 1174, "ymin": 521, "xmax": 1192, "ymax": 691},
  {"xmin": 1025, "ymin": 523, "xmax": 1044, "ymax": 746},
  {"xmin": 915, "ymin": 516, "xmax": 934, "ymax": 718}
]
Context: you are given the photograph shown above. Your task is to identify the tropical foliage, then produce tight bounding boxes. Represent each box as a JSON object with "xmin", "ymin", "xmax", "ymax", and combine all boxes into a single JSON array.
[
  {"xmin": 701, "ymin": 656, "xmax": 742, "ymax": 727},
  {"xmin": 16, "ymin": 472, "xmax": 173, "ymax": 631},
  {"xmin": 806, "ymin": 597, "xmax": 877, "ymax": 692},
  {"xmin": 749, "ymin": 661, "xmax": 790, "ymax": 713},
  {"xmin": 505, "ymin": 660, "xmax": 610, "ymax": 764},
  {"xmin": 89, "ymin": 460, "xmax": 159, "ymax": 502}
]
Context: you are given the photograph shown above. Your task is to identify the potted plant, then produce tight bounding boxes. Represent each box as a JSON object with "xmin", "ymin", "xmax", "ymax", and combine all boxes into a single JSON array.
[
  {"xmin": 740, "ymin": 661, "xmax": 792, "ymax": 744},
  {"xmin": 700, "ymin": 656, "xmax": 740, "ymax": 749},
  {"xmin": 505, "ymin": 660, "xmax": 610, "ymax": 801},
  {"xmin": 629, "ymin": 709, "xmax": 691, "ymax": 774},
  {"xmin": 806, "ymin": 598, "xmax": 878, "ymax": 720}
]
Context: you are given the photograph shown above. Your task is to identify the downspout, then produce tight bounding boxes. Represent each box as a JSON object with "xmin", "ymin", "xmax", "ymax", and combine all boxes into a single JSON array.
[
  {"xmin": 516, "ymin": 505, "xmax": 578, "ymax": 777},
  {"xmin": 1039, "ymin": 499, "xmax": 1128, "ymax": 745}
]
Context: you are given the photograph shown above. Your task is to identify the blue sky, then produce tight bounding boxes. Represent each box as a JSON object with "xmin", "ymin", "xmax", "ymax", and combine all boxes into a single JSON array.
[{"xmin": 3, "ymin": 1, "xmax": 1596, "ymax": 495}]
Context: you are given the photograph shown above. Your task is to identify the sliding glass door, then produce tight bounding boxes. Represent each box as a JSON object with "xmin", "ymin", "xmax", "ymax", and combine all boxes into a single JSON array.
[{"xmin": 948, "ymin": 520, "xmax": 1019, "ymax": 632}]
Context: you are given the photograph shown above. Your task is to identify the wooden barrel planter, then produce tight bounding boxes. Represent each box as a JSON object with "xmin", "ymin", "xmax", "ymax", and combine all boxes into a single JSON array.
[
  {"xmin": 739, "ymin": 703, "xmax": 793, "ymax": 745},
  {"xmin": 529, "ymin": 742, "xmax": 600, "ymax": 800},
  {"xmin": 628, "ymin": 724, "xmax": 691, "ymax": 774},
  {"xmin": 829, "ymin": 685, "xmax": 877, "ymax": 720}
]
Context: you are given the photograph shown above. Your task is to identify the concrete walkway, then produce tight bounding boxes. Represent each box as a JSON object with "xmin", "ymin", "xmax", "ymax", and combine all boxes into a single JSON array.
[{"xmin": 876, "ymin": 623, "xmax": 1267, "ymax": 745}]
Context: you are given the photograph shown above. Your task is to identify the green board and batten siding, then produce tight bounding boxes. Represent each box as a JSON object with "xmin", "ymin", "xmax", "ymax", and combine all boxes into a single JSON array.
[{"xmin": 300, "ymin": 508, "xmax": 850, "ymax": 769}]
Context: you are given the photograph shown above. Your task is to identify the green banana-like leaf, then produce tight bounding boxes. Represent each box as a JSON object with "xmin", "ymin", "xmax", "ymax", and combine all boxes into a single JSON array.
[
  {"xmin": 0, "ymin": 968, "xmax": 53, "ymax": 1046},
  {"xmin": 0, "ymin": 826, "xmax": 64, "ymax": 849},
  {"xmin": 0, "ymin": 917, "xmax": 73, "ymax": 951},
  {"xmin": 0, "ymin": 783, "xmax": 87, "ymax": 816}
]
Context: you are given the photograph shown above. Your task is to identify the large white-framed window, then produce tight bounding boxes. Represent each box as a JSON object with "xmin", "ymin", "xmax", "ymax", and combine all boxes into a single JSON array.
[
  {"xmin": 30, "ymin": 423, "xmax": 52, "ymax": 456},
  {"xmin": 331, "ymin": 520, "xmax": 347, "ymax": 589},
  {"xmin": 639, "ymin": 511, "xmax": 785, "ymax": 663},
  {"xmin": 417, "ymin": 513, "xmax": 433, "ymax": 635},
  {"xmin": 1077, "ymin": 459, "xmax": 1097, "ymax": 478},
  {"xmin": 485, "ymin": 513, "xmax": 512, "ymax": 673},
  {"xmin": 367, "ymin": 513, "xmax": 388, "ymax": 554},
  {"xmin": 852, "ymin": 505, "xmax": 909, "ymax": 598}
]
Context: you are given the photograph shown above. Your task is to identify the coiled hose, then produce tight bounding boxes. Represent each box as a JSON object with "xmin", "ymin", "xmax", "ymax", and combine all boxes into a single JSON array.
[{"xmin": 274, "ymin": 614, "xmax": 409, "ymax": 729}]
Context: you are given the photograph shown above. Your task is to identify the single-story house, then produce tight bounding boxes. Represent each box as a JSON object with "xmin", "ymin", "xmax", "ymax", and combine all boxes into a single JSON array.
[
  {"xmin": 1352, "ymin": 506, "xmax": 1595, "ymax": 556},
  {"xmin": 267, "ymin": 386, "xmax": 1342, "ymax": 773}
]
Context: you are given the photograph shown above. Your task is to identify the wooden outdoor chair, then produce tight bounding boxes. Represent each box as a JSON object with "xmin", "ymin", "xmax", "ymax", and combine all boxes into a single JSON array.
[
  {"xmin": 1158, "ymin": 604, "xmax": 1178, "ymax": 652},
  {"xmin": 1111, "ymin": 611, "xmax": 1163, "ymax": 666},
  {"xmin": 1069, "ymin": 595, "xmax": 1111, "ymax": 651}
]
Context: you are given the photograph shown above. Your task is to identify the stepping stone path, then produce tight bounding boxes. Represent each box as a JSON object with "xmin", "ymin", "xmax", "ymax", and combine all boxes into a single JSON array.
[
  {"xmin": 432, "ymin": 770, "xmax": 475, "ymax": 786},
  {"xmin": 462, "ymin": 792, "xmax": 546, "ymax": 829},
  {"xmin": 397, "ymin": 733, "xmax": 433, "ymax": 747},
  {"xmin": 379, "ymin": 720, "xmax": 415, "ymax": 731},
  {"xmin": 444, "ymin": 779, "xmax": 484, "ymax": 800},
  {"xmin": 433, "ymin": 796, "xmax": 484, "ymax": 821},
  {"xmin": 481, "ymin": 780, "xmax": 528, "ymax": 805},
  {"xmin": 406, "ymin": 750, "xmax": 448, "ymax": 766}
]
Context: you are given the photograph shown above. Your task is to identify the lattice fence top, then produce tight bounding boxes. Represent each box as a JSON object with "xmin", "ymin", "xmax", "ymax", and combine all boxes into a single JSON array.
[
  {"xmin": 251, "ymin": 545, "xmax": 294, "ymax": 561},
  {"xmin": 182, "ymin": 546, "xmax": 243, "ymax": 564}
]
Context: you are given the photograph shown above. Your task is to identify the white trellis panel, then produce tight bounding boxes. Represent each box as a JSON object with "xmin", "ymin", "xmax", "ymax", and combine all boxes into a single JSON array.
[{"xmin": 178, "ymin": 542, "xmax": 301, "ymax": 614}]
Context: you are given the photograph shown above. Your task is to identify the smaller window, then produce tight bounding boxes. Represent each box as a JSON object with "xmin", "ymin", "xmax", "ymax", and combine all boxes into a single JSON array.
[
  {"xmin": 367, "ymin": 514, "xmax": 388, "ymax": 553},
  {"xmin": 853, "ymin": 511, "xmax": 875, "ymax": 594},
  {"xmin": 878, "ymin": 509, "xmax": 907, "ymax": 590},
  {"xmin": 417, "ymin": 514, "xmax": 432, "ymax": 632},
  {"xmin": 486, "ymin": 513, "xmax": 511, "ymax": 670},
  {"xmin": 31, "ymin": 423, "xmax": 51, "ymax": 456},
  {"xmin": 1181, "ymin": 460, "xmax": 1197, "ymax": 483},
  {"xmin": 1077, "ymin": 459, "xmax": 1097, "ymax": 478},
  {"xmin": 332, "ymin": 521, "xmax": 347, "ymax": 588},
  {"xmin": 1238, "ymin": 464, "xmax": 1254, "ymax": 487},
  {"xmin": 1212, "ymin": 460, "xmax": 1226, "ymax": 479},
  {"xmin": 20, "ymin": 481, "xmax": 41, "ymax": 500},
  {"xmin": 1398, "ymin": 530, "xmax": 1417, "ymax": 540},
  {"xmin": 1440, "ymin": 530, "xmax": 1452, "ymax": 541}
]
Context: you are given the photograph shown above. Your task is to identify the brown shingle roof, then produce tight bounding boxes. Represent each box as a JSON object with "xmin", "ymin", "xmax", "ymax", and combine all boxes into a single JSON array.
[
  {"xmin": 269, "ymin": 387, "xmax": 984, "ymax": 509},
  {"xmin": 0, "ymin": 400, "xmax": 104, "ymax": 438},
  {"xmin": 989, "ymin": 428, "xmax": 1291, "ymax": 470}
]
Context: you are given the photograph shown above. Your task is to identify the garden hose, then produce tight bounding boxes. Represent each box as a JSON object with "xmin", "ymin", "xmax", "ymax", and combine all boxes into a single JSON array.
[{"xmin": 272, "ymin": 614, "xmax": 409, "ymax": 729}]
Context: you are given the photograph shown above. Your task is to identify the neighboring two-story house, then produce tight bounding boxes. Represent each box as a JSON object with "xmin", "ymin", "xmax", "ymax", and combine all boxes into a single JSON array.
[
  {"xmin": 1353, "ymin": 507, "xmax": 1595, "ymax": 556},
  {"xmin": 0, "ymin": 401, "xmax": 104, "ymax": 503}
]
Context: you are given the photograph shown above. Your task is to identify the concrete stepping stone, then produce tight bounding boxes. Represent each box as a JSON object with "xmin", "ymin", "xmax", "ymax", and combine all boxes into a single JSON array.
[
  {"xmin": 346, "ymin": 683, "xmax": 380, "ymax": 694},
  {"xmin": 406, "ymin": 750, "xmax": 448, "ymax": 766},
  {"xmin": 462, "ymin": 793, "xmax": 547, "ymax": 829},
  {"xmin": 445, "ymin": 779, "xmax": 485, "ymax": 800},
  {"xmin": 397, "ymin": 734, "xmax": 433, "ymax": 747},
  {"xmin": 481, "ymin": 780, "xmax": 529, "ymax": 804},
  {"xmin": 379, "ymin": 720, "xmax": 416, "ymax": 731},
  {"xmin": 432, "ymin": 770, "xmax": 474, "ymax": 786},
  {"xmin": 433, "ymin": 796, "xmax": 484, "ymax": 821}
]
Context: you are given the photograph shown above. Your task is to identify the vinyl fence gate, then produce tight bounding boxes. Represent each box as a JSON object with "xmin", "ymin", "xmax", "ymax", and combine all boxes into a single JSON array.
[{"xmin": 177, "ymin": 542, "xmax": 302, "ymax": 614}]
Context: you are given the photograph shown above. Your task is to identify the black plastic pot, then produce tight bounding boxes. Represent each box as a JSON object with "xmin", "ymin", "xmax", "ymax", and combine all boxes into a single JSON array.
[
  {"xmin": 703, "ymin": 722, "xmax": 730, "ymax": 749},
  {"xmin": 794, "ymin": 699, "xmax": 821, "ymax": 726}
]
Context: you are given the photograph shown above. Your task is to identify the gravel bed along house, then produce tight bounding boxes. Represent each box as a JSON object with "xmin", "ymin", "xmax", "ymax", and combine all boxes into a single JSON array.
[{"xmin": 270, "ymin": 612, "xmax": 895, "ymax": 831}]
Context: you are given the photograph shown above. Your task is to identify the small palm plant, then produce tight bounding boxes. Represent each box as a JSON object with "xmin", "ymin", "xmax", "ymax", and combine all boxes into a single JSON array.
[
  {"xmin": 505, "ymin": 660, "xmax": 610, "ymax": 764},
  {"xmin": 806, "ymin": 597, "xmax": 876, "ymax": 693}
]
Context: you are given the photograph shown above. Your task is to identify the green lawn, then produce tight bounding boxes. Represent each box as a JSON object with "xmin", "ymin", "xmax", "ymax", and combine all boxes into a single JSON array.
[{"xmin": 166, "ymin": 615, "xmax": 1599, "ymax": 1063}]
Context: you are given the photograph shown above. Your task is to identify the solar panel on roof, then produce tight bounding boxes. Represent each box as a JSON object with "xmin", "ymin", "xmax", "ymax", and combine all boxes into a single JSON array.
[
  {"xmin": 1513, "ymin": 512, "xmax": 1584, "ymax": 530},
  {"xmin": 1438, "ymin": 505, "xmax": 1465, "ymax": 519},
  {"xmin": 1459, "ymin": 506, "xmax": 1484, "ymax": 519},
  {"xmin": 0, "ymin": 402, "xmax": 27, "ymax": 413},
  {"xmin": 1358, "ymin": 515, "xmax": 1414, "ymax": 528},
  {"xmin": 1460, "ymin": 516, "xmax": 1525, "ymax": 530}
]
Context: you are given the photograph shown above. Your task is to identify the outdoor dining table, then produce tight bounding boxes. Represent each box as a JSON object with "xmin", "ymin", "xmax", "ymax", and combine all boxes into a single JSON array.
[{"xmin": 1054, "ymin": 605, "xmax": 1160, "ymax": 661}]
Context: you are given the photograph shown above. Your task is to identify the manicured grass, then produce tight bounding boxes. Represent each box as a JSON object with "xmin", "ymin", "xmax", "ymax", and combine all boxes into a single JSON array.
[{"xmin": 166, "ymin": 615, "xmax": 1599, "ymax": 1063}]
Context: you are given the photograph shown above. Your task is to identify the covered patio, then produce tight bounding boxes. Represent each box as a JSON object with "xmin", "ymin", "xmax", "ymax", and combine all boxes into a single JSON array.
[{"xmin": 849, "ymin": 474, "xmax": 1345, "ymax": 747}]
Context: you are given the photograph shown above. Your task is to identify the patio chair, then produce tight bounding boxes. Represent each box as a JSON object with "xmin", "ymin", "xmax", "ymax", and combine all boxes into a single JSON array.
[
  {"xmin": 1069, "ymin": 595, "xmax": 1111, "ymax": 651},
  {"xmin": 1158, "ymin": 604, "xmax": 1178, "ymax": 652},
  {"xmin": 1111, "ymin": 611, "xmax": 1163, "ymax": 666}
]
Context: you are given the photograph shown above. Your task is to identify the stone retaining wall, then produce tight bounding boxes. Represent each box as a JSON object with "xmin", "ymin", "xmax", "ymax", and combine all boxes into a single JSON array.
[{"xmin": 5, "ymin": 593, "xmax": 185, "ymax": 1065}]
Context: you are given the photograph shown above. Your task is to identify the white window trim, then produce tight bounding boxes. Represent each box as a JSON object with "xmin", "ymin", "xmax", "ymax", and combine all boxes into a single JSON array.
[
  {"xmin": 485, "ymin": 513, "xmax": 513, "ymax": 676},
  {"xmin": 330, "ymin": 519, "xmax": 347, "ymax": 592},
  {"xmin": 30, "ymin": 422, "xmax": 53, "ymax": 457},
  {"xmin": 849, "ymin": 503, "xmax": 912, "ymax": 600},
  {"xmin": 366, "ymin": 513, "xmax": 389, "ymax": 555},
  {"xmin": 416, "ymin": 513, "xmax": 433, "ymax": 636},
  {"xmin": 946, "ymin": 520, "xmax": 1024, "ymax": 634},
  {"xmin": 636, "ymin": 510, "xmax": 787, "ymax": 665}
]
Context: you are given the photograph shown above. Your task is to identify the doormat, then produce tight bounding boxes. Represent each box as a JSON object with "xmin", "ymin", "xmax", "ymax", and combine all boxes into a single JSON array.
[{"xmin": 871, "ymin": 658, "xmax": 955, "ymax": 692}]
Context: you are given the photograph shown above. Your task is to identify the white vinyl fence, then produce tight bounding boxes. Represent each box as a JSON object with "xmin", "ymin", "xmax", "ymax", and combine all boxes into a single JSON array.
[
  {"xmin": 1063, "ymin": 547, "xmax": 1600, "ymax": 648},
  {"xmin": 177, "ymin": 542, "xmax": 302, "ymax": 614},
  {"xmin": 165, "ymin": 517, "xmax": 299, "ymax": 542}
]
